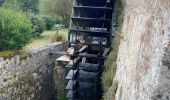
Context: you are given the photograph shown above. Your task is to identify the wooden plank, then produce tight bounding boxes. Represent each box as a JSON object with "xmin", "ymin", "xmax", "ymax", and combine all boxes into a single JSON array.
[
  {"xmin": 71, "ymin": 17, "xmax": 111, "ymax": 22},
  {"xmin": 71, "ymin": 43, "xmax": 108, "ymax": 47},
  {"xmin": 81, "ymin": 52, "xmax": 87, "ymax": 64},
  {"xmin": 67, "ymin": 90, "xmax": 74, "ymax": 99},
  {"xmin": 66, "ymin": 70, "xmax": 78, "ymax": 80},
  {"xmin": 70, "ymin": 29, "xmax": 109, "ymax": 34},
  {"xmin": 50, "ymin": 51, "xmax": 106, "ymax": 59},
  {"xmin": 77, "ymin": 63, "xmax": 99, "ymax": 72},
  {"xmin": 66, "ymin": 80, "xmax": 77, "ymax": 90},
  {"xmin": 70, "ymin": 29, "xmax": 109, "ymax": 37},
  {"xmin": 77, "ymin": 70, "xmax": 98, "ymax": 83},
  {"xmin": 71, "ymin": 17, "xmax": 111, "ymax": 28},
  {"xmin": 66, "ymin": 57, "xmax": 80, "ymax": 68},
  {"xmin": 67, "ymin": 47, "xmax": 74, "ymax": 55},
  {"xmin": 73, "ymin": 6, "xmax": 113, "ymax": 10},
  {"xmin": 78, "ymin": 45, "xmax": 88, "ymax": 53},
  {"xmin": 102, "ymin": 48, "xmax": 110, "ymax": 56},
  {"xmin": 81, "ymin": 57, "xmax": 86, "ymax": 64},
  {"xmin": 79, "ymin": 53, "xmax": 98, "ymax": 58},
  {"xmin": 56, "ymin": 55, "xmax": 70, "ymax": 62}
]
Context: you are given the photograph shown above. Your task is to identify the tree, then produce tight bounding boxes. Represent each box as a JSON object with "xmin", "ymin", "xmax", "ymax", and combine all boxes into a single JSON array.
[
  {"xmin": 40, "ymin": 0, "xmax": 73, "ymax": 27},
  {"xmin": 0, "ymin": 8, "xmax": 33, "ymax": 51},
  {"xmin": 43, "ymin": 16, "xmax": 56, "ymax": 30},
  {"xmin": 3, "ymin": 0, "xmax": 39, "ymax": 13},
  {"xmin": 17, "ymin": 0, "xmax": 39, "ymax": 13},
  {"xmin": 3, "ymin": 0, "xmax": 19, "ymax": 9}
]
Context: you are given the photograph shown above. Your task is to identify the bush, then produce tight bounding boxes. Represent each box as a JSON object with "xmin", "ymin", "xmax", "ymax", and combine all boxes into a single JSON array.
[
  {"xmin": 0, "ymin": 8, "xmax": 33, "ymax": 51},
  {"xmin": 55, "ymin": 16, "xmax": 61, "ymax": 24},
  {"xmin": 43, "ymin": 16, "xmax": 56, "ymax": 30},
  {"xmin": 29, "ymin": 14, "xmax": 45, "ymax": 36}
]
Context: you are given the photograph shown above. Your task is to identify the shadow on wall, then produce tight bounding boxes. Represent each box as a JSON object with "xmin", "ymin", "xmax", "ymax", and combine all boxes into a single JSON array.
[{"xmin": 40, "ymin": 64, "xmax": 55, "ymax": 100}]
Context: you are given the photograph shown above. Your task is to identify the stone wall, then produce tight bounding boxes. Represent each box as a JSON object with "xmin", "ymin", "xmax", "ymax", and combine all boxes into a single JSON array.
[
  {"xmin": 0, "ymin": 42, "xmax": 68, "ymax": 100},
  {"xmin": 115, "ymin": 0, "xmax": 170, "ymax": 100},
  {"xmin": 54, "ymin": 60, "xmax": 68, "ymax": 100}
]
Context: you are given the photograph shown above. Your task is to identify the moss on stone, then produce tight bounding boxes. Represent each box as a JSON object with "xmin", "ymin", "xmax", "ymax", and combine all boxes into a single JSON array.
[
  {"xmin": 0, "ymin": 51, "xmax": 15, "ymax": 59},
  {"xmin": 0, "ymin": 80, "xmax": 22, "ymax": 94},
  {"xmin": 103, "ymin": 80, "xmax": 118, "ymax": 100}
]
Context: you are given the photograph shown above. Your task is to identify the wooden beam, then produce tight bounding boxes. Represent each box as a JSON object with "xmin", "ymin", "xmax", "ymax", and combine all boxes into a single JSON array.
[{"xmin": 78, "ymin": 45, "xmax": 88, "ymax": 53}]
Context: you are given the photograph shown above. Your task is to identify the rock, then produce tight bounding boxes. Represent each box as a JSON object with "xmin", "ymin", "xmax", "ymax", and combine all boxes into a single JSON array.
[
  {"xmin": 33, "ymin": 73, "xmax": 38, "ymax": 80},
  {"xmin": 0, "ymin": 58, "xmax": 4, "ymax": 63},
  {"xmin": 115, "ymin": 0, "xmax": 170, "ymax": 100}
]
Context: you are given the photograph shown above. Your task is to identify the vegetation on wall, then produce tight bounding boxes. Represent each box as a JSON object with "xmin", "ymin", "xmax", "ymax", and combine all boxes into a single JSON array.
[
  {"xmin": 102, "ymin": 0, "xmax": 124, "ymax": 99},
  {"xmin": 0, "ymin": 8, "xmax": 33, "ymax": 51}
]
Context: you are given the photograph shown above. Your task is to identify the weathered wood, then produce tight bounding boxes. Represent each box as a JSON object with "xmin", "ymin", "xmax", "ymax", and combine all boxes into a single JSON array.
[
  {"xmin": 71, "ymin": 17, "xmax": 111, "ymax": 28},
  {"xmin": 73, "ymin": 6, "xmax": 113, "ymax": 10},
  {"xmin": 56, "ymin": 55, "xmax": 70, "ymax": 62},
  {"xmin": 66, "ymin": 57, "xmax": 80, "ymax": 68},
  {"xmin": 77, "ymin": 63, "xmax": 99, "ymax": 72},
  {"xmin": 71, "ymin": 43, "xmax": 108, "ymax": 48},
  {"xmin": 67, "ymin": 90, "xmax": 74, "ymax": 99},
  {"xmin": 66, "ymin": 70, "xmax": 78, "ymax": 80},
  {"xmin": 66, "ymin": 80, "xmax": 77, "ymax": 90},
  {"xmin": 75, "ymin": 82, "xmax": 97, "ymax": 98},
  {"xmin": 102, "ymin": 48, "xmax": 110, "ymax": 56},
  {"xmin": 70, "ymin": 29, "xmax": 109, "ymax": 37},
  {"xmin": 77, "ymin": 70, "xmax": 98, "ymax": 83},
  {"xmin": 78, "ymin": 45, "xmax": 88, "ymax": 53},
  {"xmin": 67, "ymin": 47, "xmax": 75, "ymax": 55},
  {"xmin": 82, "ymin": 57, "xmax": 86, "ymax": 63}
]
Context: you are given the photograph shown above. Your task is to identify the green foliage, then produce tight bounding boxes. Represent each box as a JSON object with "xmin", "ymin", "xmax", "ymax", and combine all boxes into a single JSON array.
[
  {"xmin": 39, "ymin": 0, "xmax": 73, "ymax": 27},
  {"xmin": 29, "ymin": 14, "xmax": 45, "ymax": 36},
  {"xmin": 115, "ymin": 0, "xmax": 124, "ymax": 28},
  {"xmin": 43, "ymin": 16, "xmax": 56, "ymax": 30},
  {"xmin": 103, "ymin": 45, "xmax": 117, "ymax": 91},
  {"xmin": 3, "ymin": 0, "xmax": 39, "ymax": 13},
  {"xmin": 0, "ymin": 8, "xmax": 33, "ymax": 51},
  {"xmin": 55, "ymin": 16, "xmax": 62, "ymax": 24},
  {"xmin": 3, "ymin": 0, "xmax": 19, "ymax": 10},
  {"xmin": 17, "ymin": 0, "xmax": 39, "ymax": 13}
]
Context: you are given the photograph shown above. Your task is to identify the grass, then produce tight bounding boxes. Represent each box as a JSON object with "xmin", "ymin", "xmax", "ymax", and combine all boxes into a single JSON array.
[{"xmin": 25, "ymin": 28, "xmax": 68, "ymax": 49}]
